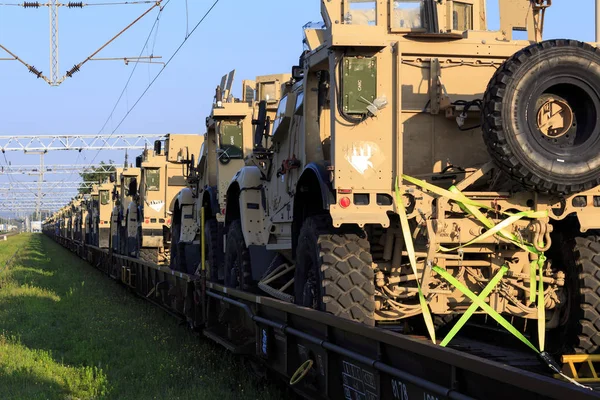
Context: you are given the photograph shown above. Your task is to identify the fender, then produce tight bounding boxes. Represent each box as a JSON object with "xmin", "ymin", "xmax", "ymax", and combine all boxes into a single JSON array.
[
  {"xmin": 300, "ymin": 162, "xmax": 335, "ymax": 210},
  {"xmin": 229, "ymin": 166, "xmax": 268, "ymax": 246},
  {"xmin": 175, "ymin": 187, "xmax": 195, "ymax": 209},
  {"xmin": 202, "ymin": 186, "xmax": 220, "ymax": 217}
]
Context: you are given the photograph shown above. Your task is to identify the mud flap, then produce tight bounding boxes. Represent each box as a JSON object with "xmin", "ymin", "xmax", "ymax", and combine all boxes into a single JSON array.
[{"xmin": 248, "ymin": 245, "xmax": 277, "ymax": 281}]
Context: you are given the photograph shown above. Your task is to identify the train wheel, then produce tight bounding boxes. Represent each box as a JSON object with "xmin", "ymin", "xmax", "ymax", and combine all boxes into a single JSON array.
[
  {"xmin": 224, "ymin": 220, "xmax": 252, "ymax": 290},
  {"xmin": 294, "ymin": 216, "xmax": 375, "ymax": 326}
]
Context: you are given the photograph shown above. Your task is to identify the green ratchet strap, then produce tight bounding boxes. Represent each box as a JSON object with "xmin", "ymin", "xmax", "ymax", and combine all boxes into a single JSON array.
[
  {"xmin": 394, "ymin": 177, "xmax": 436, "ymax": 344},
  {"xmin": 395, "ymin": 174, "xmax": 547, "ymax": 353},
  {"xmin": 433, "ymin": 265, "xmax": 539, "ymax": 353},
  {"xmin": 439, "ymin": 265, "xmax": 507, "ymax": 347}
]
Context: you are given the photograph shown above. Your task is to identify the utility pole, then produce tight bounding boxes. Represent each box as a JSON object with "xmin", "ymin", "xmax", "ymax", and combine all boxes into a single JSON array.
[
  {"xmin": 49, "ymin": 0, "xmax": 59, "ymax": 86},
  {"xmin": 0, "ymin": 1, "xmax": 163, "ymax": 86}
]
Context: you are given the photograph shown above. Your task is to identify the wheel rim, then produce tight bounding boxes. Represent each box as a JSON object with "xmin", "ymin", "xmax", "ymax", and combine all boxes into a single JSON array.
[
  {"xmin": 536, "ymin": 96, "xmax": 574, "ymax": 139},
  {"xmin": 526, "ymin": 76, "xmax": 600, "ymax": 160}
]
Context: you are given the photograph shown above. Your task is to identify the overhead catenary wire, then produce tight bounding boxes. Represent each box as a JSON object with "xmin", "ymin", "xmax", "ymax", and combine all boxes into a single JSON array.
[
  {"xmin": 0, "ymin": 1, "xmax": 155, "ymax": 6},
  {"xmin": 87, "ymin": 0, "xmax": 221, "ymax": 169},
  {"xmin": 110, "ymin": 0, "xmax": 222, "ymax": 134},
  {"xmin": 83, "ymin": 0, "xmax": 171, "ymax": 172}
]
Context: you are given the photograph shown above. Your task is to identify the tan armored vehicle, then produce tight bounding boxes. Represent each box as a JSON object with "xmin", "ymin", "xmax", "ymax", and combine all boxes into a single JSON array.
[
  {"xmin": 125, "ymin": 134, "xmax": 202, "ymax": 263},
  {"xmin": 85, "ymin": 182, "xmax": 112, "ymax": 248},
  {"xmin": 170, "ymin": 71, "xmax": 289, "ymax": 276},
  {"xmin": 110, "ymin": 166, "xmax": 141, "ymax": 254},
  {"xmin": 223, "ymin": 0, "xmax": 600, "ymax": 354},
  {"xmin": 96, "ymin": 180, "xmax": 114, "ymax": 248},
  {"xmin": 72, "ymin": 195, "xmax": 85, "ymax": 244}
]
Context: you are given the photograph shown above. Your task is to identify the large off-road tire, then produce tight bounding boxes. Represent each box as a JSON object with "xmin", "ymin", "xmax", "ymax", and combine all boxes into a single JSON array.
[
  {"xmin": 135, "ymin": 226, "xmax": 142, "ymax": 258},
  {"xmin": 567, "ymin": 236, "xmax": 600, "ymax": 354},
  {"xmin": 294, "ymin": 216, "xmax": 375, "ymax": 326},
  {"xmin": 224, "ymin": 220, "xmax": 253, "ymax": 290},
  {"xmin": 140, "ymin": 248, "xmax": 159, "ymax": 264},
  {"xmin": 205, "ymin": 219, "xmax": 223, "ymax": 282},
  {"xmin": 170, "ymin": 221, "xmax": 182, "ymax": 271},
  {"xmin": 483, "ymin": 39, "xmax": 600, "ymax": 194}
]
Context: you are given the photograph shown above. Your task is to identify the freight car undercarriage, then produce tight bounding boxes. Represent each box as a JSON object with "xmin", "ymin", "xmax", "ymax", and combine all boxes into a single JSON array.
[{"xmin": 51, "ymin": 235, "xmax": 597, "ymax": 400}]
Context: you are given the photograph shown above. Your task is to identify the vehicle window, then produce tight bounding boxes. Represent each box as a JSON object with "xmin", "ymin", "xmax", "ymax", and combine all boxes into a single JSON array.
[
  {"xmin": 272, "ymin": 95, "xmax": 288, "ymax": 134},
  {"xmin": 124, "ymin": 176, "xmax": 133, "ymax": 196},
  {"xmin": 146, "ymin": 169, "xmax": 160, "ymax": 191},
  {"xmin": 453, "ymin": 2, "xmax": 473, "ymax": 31},
  {"xmin": 392, "ymin": 0, "xmax": 424, "ymax": 29},
  {"xmin": 260, "ymin": 82, "xmax": 276, "ymax": 102},
  {"xmin": 295, "ymin": 91, "xmax": 304, "ymax": 115},
  {"xmin": 347, "ymin": 0, "xmax": 376, "ymax": 26}
]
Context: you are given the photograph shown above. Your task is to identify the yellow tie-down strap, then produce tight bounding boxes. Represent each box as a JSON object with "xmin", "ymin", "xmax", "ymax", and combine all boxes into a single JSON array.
[{"xmin": 393, "ymin": 175, "xmax": 547, "ymax": 353}]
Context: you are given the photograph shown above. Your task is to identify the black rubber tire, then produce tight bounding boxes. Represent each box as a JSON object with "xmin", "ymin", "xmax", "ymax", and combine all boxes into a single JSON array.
[
  {"xmin": 224, "ymin": 220, "xmax": 253, "ymax": 290},
  {"xmin": 170, "ymin": 221, "xmax": 182, "ymax": 271},
  {"xmin": 205, "ymin": 219, "xmax": 222, "ymax": 282},
  {"xmin": 570, "ymin": 236, "xmax": 600, "ymax": 353},
  {"xmin": 294, "ymin": 216, "xmax": 375, "ymax": 326},
  {"xmin": 140, "ymin": 248, "xmax": 159, "ymax": 264},
  {"xmin": 483, "ymin": 39, "xmax": 600, "ymax": 194},
  {"xmin": 135, "ymin": 226, "xmax": 142, "ymax": 258}
]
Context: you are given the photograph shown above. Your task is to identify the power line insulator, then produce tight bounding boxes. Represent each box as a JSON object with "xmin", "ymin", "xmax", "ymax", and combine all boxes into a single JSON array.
[
  {"xmin": 66, "ymin": 65, "xmax": 80, "ymax": 78},
  {"xmin": 67, "ymin": 2, "xmax": 83, "ymax": 7},
  {"xmin": 23, "ymin": 2, "xmax": 40, "ymax": 7},
  {"xmin": 28, "ymin": 66, "xmax": 42, "ymax": 78}
]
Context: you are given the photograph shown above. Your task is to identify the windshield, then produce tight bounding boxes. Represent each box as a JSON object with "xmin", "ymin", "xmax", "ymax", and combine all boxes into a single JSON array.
[{"xmin": 392, "ymin": 0, "xmax": 424, "ymax": 29}]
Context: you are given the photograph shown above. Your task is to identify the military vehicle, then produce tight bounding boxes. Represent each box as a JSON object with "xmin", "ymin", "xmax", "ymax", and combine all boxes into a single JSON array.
[
  {"xmin": 72, "ymin": 195, "xmax": 86, "ymax": 244},
  {"xmin": 84, "ymin": 181, "xmax": 112, "ymax": 248},
  {"xmin": 125, "ymin": 134, "xmax": 203, "ymax": 264},
  {"xmin": 96, "ymin": 180, "xmax": 114, "ymax": 248},
  {"xmin": 110, "ymin": 166, "xmax": 141, "ymax": 255},
  {"xmin": 221, "ymin": 0, "xmax": 600, "ymax": 354},
  {"xmin": 170, "ymin": 71, "xmax": 289, "ymax": 276}
]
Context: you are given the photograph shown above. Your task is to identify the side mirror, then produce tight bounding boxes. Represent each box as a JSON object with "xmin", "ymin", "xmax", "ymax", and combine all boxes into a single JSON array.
[
  {"xmin": 109, "ymin": 173, "xmax": 115, "ymax": 183},
  {"xmin": 135, "ymin": 155, "xmax": 142, "ymax": 168},
  {"xmin": 292, "ymin": 66, "xmax": 304, "ymax": 81},
  {"xmin": 154, "ymin": 140, "xmax": 162, "ymax": 155}
]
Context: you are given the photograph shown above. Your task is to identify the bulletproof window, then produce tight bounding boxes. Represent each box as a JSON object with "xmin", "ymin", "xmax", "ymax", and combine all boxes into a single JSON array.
[
  {"xmin": 146, "ymin": 169, "xmax": 160, "ymax": 191},
  {"xmin": 219, "ymin": 123, "xmax": 244, "ymax": 159},
  {"xmin": 295, "ymin": 91, "xmax": 304, "ymax": 115},
  {"xmin": 347, "ymin": 0, "xmax": 376, "ymax": 26},
  {"xmin": 100, "ymin": 190, "xmax": 110, "ymax": 205},
  {"xmin": 392, "ymin": 0, "xmax": 424, "ymax": 29},
  {"xmin": 260, "ymin": 82, "xmax": 277, "ymax": 102},
  {"xmin": 272, "ymin": 95, "xmax": 288, "ymax": 135},
  {"xmin": 453, "ymin": 2, "xmax": 473, "ymax": 31}
]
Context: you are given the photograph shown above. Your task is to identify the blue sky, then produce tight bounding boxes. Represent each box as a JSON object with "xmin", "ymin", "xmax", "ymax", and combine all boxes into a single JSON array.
[{"xmin": 0, "ymin": 0, "xmax": 597, "ymax": 215}]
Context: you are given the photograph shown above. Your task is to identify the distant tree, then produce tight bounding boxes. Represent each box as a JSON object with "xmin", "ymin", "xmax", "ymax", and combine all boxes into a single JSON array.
[{"xmin": 78, "ymin": 160, "xmax": 116, "ymax": 194}]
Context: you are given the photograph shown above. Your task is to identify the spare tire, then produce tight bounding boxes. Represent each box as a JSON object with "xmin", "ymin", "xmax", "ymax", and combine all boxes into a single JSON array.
[{"xmin": 482, "ymin": 40, "xmax": 600, "ymax": 194}]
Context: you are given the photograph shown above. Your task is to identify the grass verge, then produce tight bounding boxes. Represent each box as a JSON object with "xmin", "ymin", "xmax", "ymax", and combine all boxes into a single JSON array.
[{"xmin": 0, "ymin": 234, "xmax": 284, "ymax": 400}]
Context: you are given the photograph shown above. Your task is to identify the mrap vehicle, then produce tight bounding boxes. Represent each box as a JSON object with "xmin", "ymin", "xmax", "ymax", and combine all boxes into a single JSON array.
[{"xmin": 43, "ymin": 1, "xmax": 600, "ymax": 399}]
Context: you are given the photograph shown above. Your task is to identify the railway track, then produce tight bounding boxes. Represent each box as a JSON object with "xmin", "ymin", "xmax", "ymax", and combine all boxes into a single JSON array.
[{"xmin": 47, "ymin": 235, "xmax": 600, "ymax": 399}]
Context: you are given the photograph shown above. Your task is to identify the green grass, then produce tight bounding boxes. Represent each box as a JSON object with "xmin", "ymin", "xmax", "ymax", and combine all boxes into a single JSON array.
[{"xmin": 0, "ymin": 234, "xmax": 285, "ymax": 400}]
